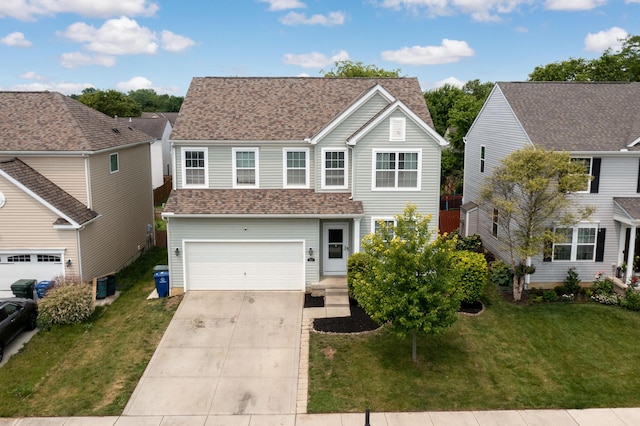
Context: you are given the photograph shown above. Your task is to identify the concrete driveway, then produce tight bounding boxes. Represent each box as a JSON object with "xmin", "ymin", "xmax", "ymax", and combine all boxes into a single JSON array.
[{"xmin": 123, "ymin": 290, "xmax": 303, "ymax": 417}]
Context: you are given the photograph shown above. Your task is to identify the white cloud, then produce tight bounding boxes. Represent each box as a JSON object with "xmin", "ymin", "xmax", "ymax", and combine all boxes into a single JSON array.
[
  {"xmin": 514, "ymin": 26, "xmax": 528, "ymax": 33},
  {"xmin": 259, "ymin": 0, "xmax": 306, "ymax": 11},
  {"xmin": 115, "ymin": 76, "xmax": 179, "ymax": 94},
  {"xmin": 584, "ymin": 27, "xmax": 628, "ymax": 52},
  {"xmin": 19, "ymin": 71, "xmax": 47, "ymax": 80},
  {"xmin": 58, "ymin": 17, "xmax": 158, "ymax": 55},
  {"xmin": 378, "ymin": 0, "xmax": 526, "ymax": 22},
  {"xmin": 161, "ymin": 30, "xmax": 196, "ymax": 52},
  {"xmin": 60, "ymin": 51, "xmax": 116, "ymax": 68},
  {"xmin": 0, "ymin": 32, "xmax": 32, "ymax": 47},
  {"xmin": 0, "ymin": 0, "xmax": 158, "ymax": 21},
  {"xmin": 381, "ymin": 39, "xmax": 474, "ymax": 65},
  {"xmin": 280, "ymin": 11, "xmax": 346, "ymax": 26},
  {"xmin": 7, "ymin": 81, "xmax": 94, "ymax": 95},
  {"xmin": 544, "ymin": 0, "xmax": 606, "ymax": 10},
  {"xmin": 434, "ymin": 76, "xmax": 466, "ymax": 88},
  {"xmin": 283, "ymin": 50, "xmax": 350, "ymax": 68}
]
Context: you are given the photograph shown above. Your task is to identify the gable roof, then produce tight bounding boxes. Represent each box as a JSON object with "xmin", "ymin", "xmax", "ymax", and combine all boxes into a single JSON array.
[
  {"xmin": 0, "ymin": 91, "xmax": 154, "ymax": 152},
  {"xmin": 171, "ymin": 77, "xmax": 434, "ymax": 141},
  {"xmin": 0, "ymin": 158, "xmax": 98, "ymax": 227},
  {"xmin": 497, "ymin": 82, "xmax": 640, "ymax": 152},
  {"xmin": 141, "ymin": 112, "xmax": 179, "ymax": 125},
  {"xmin": 125, "ymin": 117, "xmax": 170, "ymax": 139}
]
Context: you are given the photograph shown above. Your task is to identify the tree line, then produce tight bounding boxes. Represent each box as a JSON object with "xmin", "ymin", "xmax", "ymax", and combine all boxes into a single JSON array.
[{"xmin": 70, "ymin": 88, "xmax": 184, "ymax": 118}]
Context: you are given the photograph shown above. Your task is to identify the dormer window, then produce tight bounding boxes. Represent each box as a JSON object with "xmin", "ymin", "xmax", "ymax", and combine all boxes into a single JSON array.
[{"xmin": 389, "ymin": 117, "xmax": 406, "ymax": 141}]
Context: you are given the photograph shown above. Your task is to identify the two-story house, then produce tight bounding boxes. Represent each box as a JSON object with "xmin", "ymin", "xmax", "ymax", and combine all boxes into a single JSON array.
[
  {"xmin": 0, "ymin": 91, "xmax": 155, "ymax": 294},
  {"xmin": 127, "ymin": 115, "xmax": 174, "ymax": 188},
  {"xmin": 462, "ymin": 82, "xmax": 640, "ymax": 287},
  {"xmin": 162, "ymin": 77, "xmax": 447, "ymax": 294}
]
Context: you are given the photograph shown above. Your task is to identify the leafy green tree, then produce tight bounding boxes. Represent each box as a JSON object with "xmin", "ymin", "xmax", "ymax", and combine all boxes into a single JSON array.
[
  {"xmin": 350, "ymin": 204, "xmax": 461, "ymax": 363},
  {"xmin": 128, "ymin": 89, "xmax": 183, "ymax": 112},
  {"xmin": 76, "ymin": 89, "xmax": 141, "ymax": 118},
  {"xmin": 479, "ymin": 147, "xmax": 594, "ymax": 301},
  {"xmin": 321, "ymin": 60, "xmax": 402, "ymax": 77}
]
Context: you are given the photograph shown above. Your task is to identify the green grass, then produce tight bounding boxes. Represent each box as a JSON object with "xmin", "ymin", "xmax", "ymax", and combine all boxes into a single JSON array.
[
  {"xmin": 0, "ymin": 247, "xmax": 181, "ymax": 417},
  {"xmin": 308, "ymin": 286, "xmax": 640, "ymax": 413}
]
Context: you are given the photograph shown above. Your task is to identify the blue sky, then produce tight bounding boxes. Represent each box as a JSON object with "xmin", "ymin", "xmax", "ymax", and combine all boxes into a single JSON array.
[{"xmin": 1, "ymin": 0, "xmax": 639, "ymax": 96}]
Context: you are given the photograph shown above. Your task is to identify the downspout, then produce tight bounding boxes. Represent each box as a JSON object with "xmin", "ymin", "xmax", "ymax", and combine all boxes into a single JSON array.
[
  {"xmin": 348, "ymin": 145, "xmax": 355, "ymax": 200},
  {"xmin": 76, "ymin": 227, "xmax": 84, "ymax": 282},
  {"xmin": 171, "ymin": 142, "xmax": 177, "ymax": 190}
]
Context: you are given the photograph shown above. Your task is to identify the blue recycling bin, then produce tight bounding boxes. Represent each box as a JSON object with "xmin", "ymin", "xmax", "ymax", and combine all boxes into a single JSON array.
[
  {"xmin": 153, "ymin": 270, "xmax": 169, "ymax": 297},
  {"xmin": 35, "ymin": 280, "xmax": 55, "ymax": 299}
]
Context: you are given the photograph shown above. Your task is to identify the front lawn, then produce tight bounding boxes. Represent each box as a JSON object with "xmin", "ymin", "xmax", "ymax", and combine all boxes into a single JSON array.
[
  {"xmin": 308, "ymin": 286, "xmax": 640, "ymax": 412},
  {"xmin": 0, "ymin": 247, "xmax": 180, "ymax": 417}
]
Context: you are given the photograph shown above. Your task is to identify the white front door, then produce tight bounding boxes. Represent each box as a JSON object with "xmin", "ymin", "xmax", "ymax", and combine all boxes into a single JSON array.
[{"xmin": 323, "ymin": 223, "xmax": 348, "ymax": 275}]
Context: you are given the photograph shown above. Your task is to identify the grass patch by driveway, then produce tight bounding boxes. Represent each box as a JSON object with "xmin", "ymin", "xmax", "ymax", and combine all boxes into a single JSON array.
[
  {"xmin": 0, "ymin": 248, "xmax": 180, "ymax": 417},
  {"xmin": 308, "ymin": 286, "xmax": 640, "ymax": 413}
]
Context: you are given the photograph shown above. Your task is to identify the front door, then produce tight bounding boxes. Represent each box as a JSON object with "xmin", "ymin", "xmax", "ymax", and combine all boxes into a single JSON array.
[{"xmin": 323, "ymin": 223, "xmax": 348, "ymax": 275}]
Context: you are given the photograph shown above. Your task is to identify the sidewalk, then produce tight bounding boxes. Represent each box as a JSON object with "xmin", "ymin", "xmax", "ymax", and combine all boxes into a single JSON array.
[{"xmin": 3, "ymin": 407, "xmax": 640, "ymax": 425}]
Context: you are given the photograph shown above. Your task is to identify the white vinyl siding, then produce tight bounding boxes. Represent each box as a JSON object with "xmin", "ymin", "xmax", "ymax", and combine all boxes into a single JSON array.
[
  {"xmin": 322, "ymin": 148, "xmax": 348, "ymax": 189},
  {"xmin": 182, "ymin": 148, "xmax": 208, "ymax": 188},
  {"xmin": 283, "ymin": 148, "xmax": 309, "ymax": 188},
  {"xmin": 232, "ymin": 148, "xmax": 259, "ymax": 188}
]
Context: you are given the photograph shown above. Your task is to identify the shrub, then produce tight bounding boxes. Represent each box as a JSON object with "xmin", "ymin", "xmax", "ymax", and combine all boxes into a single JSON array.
[
  {"xmin": 593, "ymin": 276, "xmax": 614, "ymax": 296},
  {"xmin": 489, "ymin": 260, "xmax": 513, "ymax": 287},
  {"xmin": 591, "ymin": 293, "xmax": 619, "ymax": 305},
  {"xmin": 542, "ymin": 290, "xmax": 559, "ymax": 302},
  {"xmin": 347, "ymin": 252, "xmax": 373, "ymax": 296},
  {"xmin": 456, "ymin": 234, "xmax": 483, "ymax": 253},
  {"xmin": 452, "ymin": 251, "xmax": 488, "ymax": 303},
  {"xmin": 563, "ymin": 268, "xmax": 581, "ymax": 296},
  {"xmin": 37, "ymin": 278, "xmax": 94, "ymax": 329},
  {"xmin": 621, "ymin": 288, "xmax": 640, "ymax": 311}
]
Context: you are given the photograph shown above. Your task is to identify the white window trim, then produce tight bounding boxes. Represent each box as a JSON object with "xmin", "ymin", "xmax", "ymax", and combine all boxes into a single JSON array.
[
  {"xmin": 371, "ymin": 149, "xmax": 422, "ymax": 191},
  {"xmin": 181, "ymin": 147, "xmax": 209, "ymax": 189},
  {"xmin": 480, "ymin": 145, "xmax": 486, "ymax": 174},
  {"xmin": 283, "ymin": 148, "xmax": 310, "ymax": 188},
  {"xmin": 389, "ymin": 117, "xmax": 406, "ymax": 141},
  {"xmin": 552, "ymin": 223, "xmax": 598, "ymax": 262},
  {"xmin": 232, "ymin": 147, "xmax": 259, "ymax": 189},
  {"xmin": 109, "ymin": 152, "xmax": 119, "ymax": 174},
  {"xmin": 371, "ymin": 217, "xmax": 396, "ymax": 234},
  {"xmin": 321, "ymin": 148, "xmax": 348, "ymax": 190},
  {"xmin": 571, "ymin": 157, "xmax": 593, "ymax": 193}
]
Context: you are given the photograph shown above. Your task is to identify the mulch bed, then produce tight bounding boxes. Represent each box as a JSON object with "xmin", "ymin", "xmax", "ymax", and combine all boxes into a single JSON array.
[
  {"xmin": 313, "ymin": 297, "xmax": 381, "ymax": 333},
  {"xmin": 304, "ymin": 293, "xmax": 325, "ymax": 308},
  {"xmin": 459, "ymin": 300, "xmax": 484, "ymax": 314}
]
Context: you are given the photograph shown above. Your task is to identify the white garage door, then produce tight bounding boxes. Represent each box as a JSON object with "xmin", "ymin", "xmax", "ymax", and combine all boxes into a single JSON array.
[
  {"xmin": 185, "ymin": 241, "xmax": 304, "ymax": 291},
  {"xmin": 0, "ymin": 253, "xmax": 64, "ymax": 292}
]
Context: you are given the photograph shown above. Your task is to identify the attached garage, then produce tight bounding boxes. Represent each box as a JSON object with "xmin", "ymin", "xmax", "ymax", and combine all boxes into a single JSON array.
[
  {"xmin": 184, "ymin": 240, "xmax": 305, "ymax": 291},
  {"xmin": 0, "ymin": 252, "xmax": 64, "ymax": 292}
]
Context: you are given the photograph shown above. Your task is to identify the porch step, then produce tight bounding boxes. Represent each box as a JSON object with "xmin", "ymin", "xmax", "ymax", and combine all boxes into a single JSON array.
[{"xmin": 304, "ymin": 279, "xmax": 351, "ymax": 319}]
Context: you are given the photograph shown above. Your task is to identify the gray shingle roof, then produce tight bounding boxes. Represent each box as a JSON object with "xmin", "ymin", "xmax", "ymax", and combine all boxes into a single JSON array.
[
  {"xmin": 125, "ymin": 117, "xmax": 169, "ymax": 139},
  {"xmin": 0, "ymin": 92, "xmax": 154, "ymax": 152},
  {"xmin": 497, "ymin": 82, "xmax": 640, "ymax": 152},
  {"xmin": 614, "ymin": 197, "xmax": 640, "ymax": 220},
  {"xmin": 164, "ymin": 189, "xmax": 363, "ymax": 216},
  {"xmin": 0, "ymin": 158, "xmax": 98, "ymax": 225},
  {"xmin": 171, "ymin": 77, "xmax": 434, "ymax": 141}
]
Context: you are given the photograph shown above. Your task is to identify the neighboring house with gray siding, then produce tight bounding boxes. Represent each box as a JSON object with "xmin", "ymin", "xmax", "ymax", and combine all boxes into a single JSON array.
[
  {"xmin": 0, "ymin": 92, "xmax": 155, "ymax": 294},
  {"xmin": 462, "ymin": 81, "xmax": 640, "ymax": 288},
  {"xmin": 163, "ymin": 77, "xmax": 447, "ymax": 293}
]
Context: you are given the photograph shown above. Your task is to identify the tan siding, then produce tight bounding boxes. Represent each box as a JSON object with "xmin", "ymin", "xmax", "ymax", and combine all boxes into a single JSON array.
[
  {"xmin": 80, "ymin": 144, "xmax": 154, "ymax": 280},
  {"xmin": 0, "ymin": 176, "xmax": 79, "ymax": 282},
  {"xmin": 0, "ymin": 155, "xmax": 88, "ymax": 204}
]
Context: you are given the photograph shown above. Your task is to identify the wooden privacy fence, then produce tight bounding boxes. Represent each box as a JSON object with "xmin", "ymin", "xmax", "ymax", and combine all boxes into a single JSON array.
[
  {"xmin": 439, "ymin": 194, "xmax": 462, "ymax": 235},
  {"xmin": 154, "ymin": 176, "xmax": 172, "ymax": 206},
  {"xmin": 155, "ymin": 230, "xmax": 167, "ymax": 248}
]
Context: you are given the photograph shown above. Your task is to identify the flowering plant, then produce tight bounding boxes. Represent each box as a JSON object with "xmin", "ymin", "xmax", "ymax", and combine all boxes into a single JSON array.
[{"xmin": 630, "ymin": 276, "xmax": 639, "ymax": 288}]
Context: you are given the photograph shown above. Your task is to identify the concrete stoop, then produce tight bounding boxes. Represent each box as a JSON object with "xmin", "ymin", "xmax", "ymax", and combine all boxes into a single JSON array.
[{"xmin": 305, "ymin": 276, "xmax": 350, "ymax": 319}]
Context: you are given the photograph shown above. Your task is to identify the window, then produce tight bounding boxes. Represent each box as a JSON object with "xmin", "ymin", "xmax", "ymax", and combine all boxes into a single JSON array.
[
  {"xmin": 37, "ymin": 254, "xmax": 61, "ymax": 263},
  {"xmin": 8, "ymin": 254, "xmax": 30, "ymax": 262},
  {"xmin": 182, "ymin": 148, "xmax": 208, "ymax": 188},
  {"xmin": 233, "ymin": 148, "xmax": 259, "ymax": 188},
  {"xmin": 390, "ymin": 117, "xmax": 406, "ymax": 141},
  {"xmin": 480, "ymin": 146, "xmax": 486, "ymax": 174},
  {"xmin": 372, "ymin": 217, "xmax": 396, "ymax": 238},
  {"xmin": 570, "ymin": 157, "xmax": 592, "ymax": 192},
  {"xmin": 284, "ymin": 148, "xmax": 309, "ymax": 188},
  {"xmin": 492, "ymin": 208, "xmax": 498, "ymax": 237},
  {"xmin": 373, "ymin": 150, "xmax": 420, "ymax": 190},
  {"xmin": 322, "ymin": 149, "xmax": 347, "ymax": 189},
  {"xmin": 110, "ymin": 153, "xmax": 119, "ymax": 173},
  {"xmin": 552, "ymin": 226, "xmax": 597, "ymax": 261}
]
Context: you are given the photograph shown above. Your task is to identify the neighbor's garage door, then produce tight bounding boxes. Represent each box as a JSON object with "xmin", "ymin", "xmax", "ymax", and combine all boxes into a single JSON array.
[
  {"xmin": 0, "ymin": 253, "xmax": 64, "ymax": 292},
  {"xmin": 184, "ymin": 241, "xmax": 304, "ymax": 291}
]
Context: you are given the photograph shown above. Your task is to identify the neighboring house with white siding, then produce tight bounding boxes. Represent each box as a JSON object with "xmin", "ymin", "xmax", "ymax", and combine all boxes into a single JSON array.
[
  {"xmin": 0, "ymin": 92, "xmax": 155, "ymax": 294},
  {"xmin": 462, "ymin": 81, "xmax": 640, "ymax": 288},
  {"xmin": 163, "ymin": 77, "xmax": 447, "ymax": 293},
  {"xmin": 126, "ymin": 115, "xmax": 174, "ymax": 187}
]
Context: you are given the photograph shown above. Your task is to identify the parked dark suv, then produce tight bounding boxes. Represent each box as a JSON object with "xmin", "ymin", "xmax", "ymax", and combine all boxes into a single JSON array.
[{"xmin": 0, "ymin": 298, "xmax": 38, "ymax": 362}]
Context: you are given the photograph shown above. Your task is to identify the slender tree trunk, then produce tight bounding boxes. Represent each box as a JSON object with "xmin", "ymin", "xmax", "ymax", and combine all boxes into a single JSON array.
[
  {"xmin": 513, "ymin": 273, "xmax": 524, "ymax": 301},
  {"xmin": 412, "ymin": 330, "xmax": 417, "ymax": 363}
]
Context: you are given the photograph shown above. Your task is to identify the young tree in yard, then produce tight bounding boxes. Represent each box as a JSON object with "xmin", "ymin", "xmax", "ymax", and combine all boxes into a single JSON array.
[
  {"xmin": 480, "ymin": 147, "xmax": 593, "ymax": 301},
  {"xmin": 350, "ymin": 204, "xmax": 461, "ymax": 363}
]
